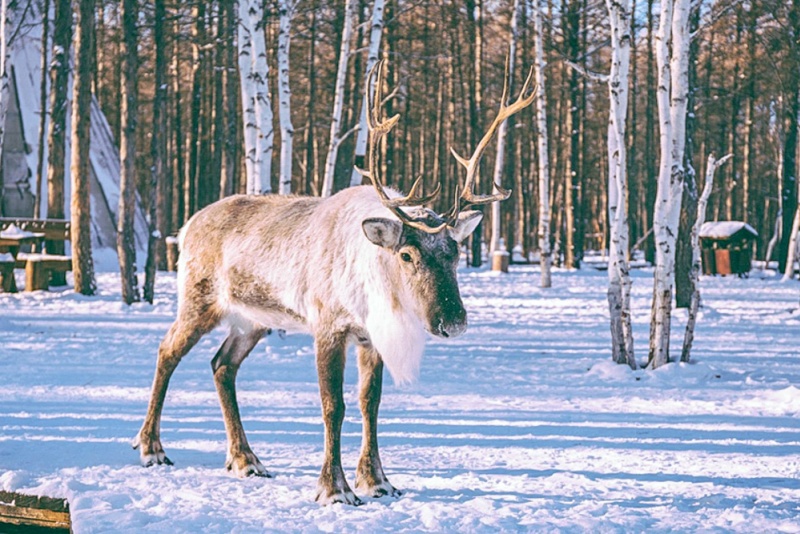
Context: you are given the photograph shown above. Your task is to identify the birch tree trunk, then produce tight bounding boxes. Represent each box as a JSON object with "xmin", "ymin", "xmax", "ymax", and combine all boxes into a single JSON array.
[
  {"xmin": 144, "ymin": 0, "xmax": 167, "ymax": 303},
  {"xmin": 682, "ymin": 153, "xmax": 731, "ymax": 362},
  {"xmin": 70, "ymin": 0, "xmax": 96, "ymax": 296},
  {"xmin": 490, "ymin": 0, "xmax": 520, "ymax": 257},
  {"xmin": 783, "ymin": 206, "xmax": 800, "ymax": 281},
  {"xmin": 350, "ymin": 0, "xmax": 386, "ymax": 187},
  {"xmin": 118, "ymin": 0, "xmax": 140, "ymax": 304},
  {"xmin": 648, "ymin": 0, "xmax": 690, "ymax": 369},
  {"xmin": 533, "ymin": 0, "xmax": 552, "ymax": 288},
  {"xmin": 238, "ymin": 0, "xmax": 272, "ymax": 195},
  {"xmin": 0, "ymin": 0, "xmax": 8, "ymax": 169},
  {"xmin": 606, "ymin": 0, "xmax": 635, "ymax": 369},
  {"xmin": 277, "ymin": 0, "xmax": 295, "ymax": 195},
  {"xmin": 321, "ymin": 0, "xmax": 356, "ymax": 198},
  {"xmin": 252, "ymin": 1, "xmax": 273, "ymax": 193}
]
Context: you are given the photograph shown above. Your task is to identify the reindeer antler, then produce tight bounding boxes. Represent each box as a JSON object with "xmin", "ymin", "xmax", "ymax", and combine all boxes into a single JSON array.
[
  {"xmin": 356, "ymin": 61, "xmax": 444, "ymax": 233},
  {"xmin": 447, "ymin": 60, "xmax": 536, "ymax": 224}
]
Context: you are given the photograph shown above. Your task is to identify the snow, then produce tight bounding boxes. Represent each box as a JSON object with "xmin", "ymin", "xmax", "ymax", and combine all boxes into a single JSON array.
[
  {"xmin": 700, "ymin": 221, "xmax": 758, "ymax": 240},
  {"xmin": 0, "ymin": 224, "xmax": 41, "ymax": 239},
  {"xmin": 1, "ymin": 265, "xmax": 799, "ymax": 532}
]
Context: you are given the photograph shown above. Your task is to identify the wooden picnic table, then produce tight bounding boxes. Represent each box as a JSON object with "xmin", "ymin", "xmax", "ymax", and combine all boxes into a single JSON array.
[{"xmin": 0, "ymin": 227, "xmax": 46, "ymax": 293}]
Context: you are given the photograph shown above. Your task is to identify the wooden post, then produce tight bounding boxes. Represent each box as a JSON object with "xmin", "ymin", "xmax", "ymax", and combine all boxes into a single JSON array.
[
  {"xmin": 26, "ymin": 257, "xmax": 49, "ymax": 291},
  {"xmin": 492, "ymin": 238, "xmax": 510, "ymax": 273},
  {"xmin": 166, "ymin": 236, "xmax": 179, "ymax": 272}
]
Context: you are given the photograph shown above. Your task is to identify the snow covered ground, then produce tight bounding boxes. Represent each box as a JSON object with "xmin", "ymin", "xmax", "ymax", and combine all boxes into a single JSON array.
[{"xmin": 1, "ymin": 264, "xmax": 799, "ymax": 532}]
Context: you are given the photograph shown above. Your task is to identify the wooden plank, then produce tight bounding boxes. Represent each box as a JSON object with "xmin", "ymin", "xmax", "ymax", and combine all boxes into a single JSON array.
[
  {"xmin": 0, "ymin": 219, "xmax": 70, "ymax": 242},
  {"xmin": 0, "ymin": 491, "xmax": 71, "ymax": 532}
]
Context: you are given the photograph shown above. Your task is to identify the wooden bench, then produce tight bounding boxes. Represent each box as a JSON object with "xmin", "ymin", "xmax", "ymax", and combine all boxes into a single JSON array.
[{"xmin": 0, "ymin": 218, "xmax": 72, "ymax": 291}]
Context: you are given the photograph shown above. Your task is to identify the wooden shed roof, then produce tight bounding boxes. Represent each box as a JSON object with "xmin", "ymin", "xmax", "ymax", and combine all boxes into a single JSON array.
[{"xmin": 699, "ymin": 221, "xmax": 758, "ymax": 240}]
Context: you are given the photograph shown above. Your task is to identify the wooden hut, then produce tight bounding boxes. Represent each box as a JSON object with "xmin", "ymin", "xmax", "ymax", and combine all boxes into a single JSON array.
[{"xmin": 699, "ymin": 221, "xmax": 758, "ymax": 276}]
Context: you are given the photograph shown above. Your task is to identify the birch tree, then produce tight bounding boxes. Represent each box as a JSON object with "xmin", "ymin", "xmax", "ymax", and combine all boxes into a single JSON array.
[
  {"xmin": 0, "ymin": 0, "xmax": 8, "ymax": 168},
  {"xmin": 606, "ymin": 0, "xmax": 635, "ymax": 368},
  {"xmin": 238, "ymin": 0, "xmax": 273, "ymax": 195},
  {"xmin": 350, "ymin": 0, "xmax": 387, "ymax": 188},
  {"xmin": 277, "ymin": 0, "xmax": 297, "ymax": 195},
  {"xmin": 70, "ymin": 0, "xmax": 96, "ymax": 296},
  {"xmin": 648, "ymin": 0, "xmax": 691, "ymax": 369},
  {"xmin": 532, "ymin": 0, "xmax": 552, "ymax": 288},
  {"xmin": 490, "ymin": 0, "xmax": 520, "ymax": 257},
  {"xmin": 118, "ymin": 0, "xmax": 140, "ymax": 304},
  {"xmin": 682, "ymin": 153, "xmax": 731, "ymax": 362},
  {"xmin": 321, "ymin": 0, "xmax": 356, "ymax": 198}
]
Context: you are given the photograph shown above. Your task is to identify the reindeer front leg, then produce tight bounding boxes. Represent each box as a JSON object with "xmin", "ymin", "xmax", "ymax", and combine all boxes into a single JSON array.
[
  {"xmin": 355, "ymin": 345, "xmax": 401, "ymax": 498},
  {"xmin": 315, "ymin": 332, "xmax": 362, "ymax": 506}
]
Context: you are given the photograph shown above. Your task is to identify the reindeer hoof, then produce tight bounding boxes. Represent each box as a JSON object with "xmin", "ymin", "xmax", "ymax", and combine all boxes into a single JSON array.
[
  {"xmin": 133, "ymin": 434, "xmax": 173, "ymax": 467},
  {"xmin": 315, "ymin": 487, "xmax": 363, "ymax": 507},
  {"xmin": 226, "ymin": 451, "xmax": 271, "ymax": 478},
  {"xmin": 358, "ymin": 480, "xmax": 402, "ymax": 499}
]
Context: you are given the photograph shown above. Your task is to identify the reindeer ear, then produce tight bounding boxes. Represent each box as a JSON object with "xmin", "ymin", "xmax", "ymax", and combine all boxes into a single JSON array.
[
  {"xmin": 448, "ymin": 211, "xmax": 483, "ymax": 243},
  {"xmin": 362, "ymin": 218, "xmax": 403, "ymax": 249}
]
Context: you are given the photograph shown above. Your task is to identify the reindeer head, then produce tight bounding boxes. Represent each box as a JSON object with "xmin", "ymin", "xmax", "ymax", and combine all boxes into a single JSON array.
[{"xmin": 357, "ymin": 60, "xmax": 535, "ymax": 338}]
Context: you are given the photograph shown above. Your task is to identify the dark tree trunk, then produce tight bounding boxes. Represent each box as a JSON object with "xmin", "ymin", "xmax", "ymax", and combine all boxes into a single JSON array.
[
  {"xmin": 33, "ymin": 0, "xmax": 50, "ymax": 220},
  {"xmin": 778, "ymin": 0, "xmax": 800, "ymax": 273},
  {"xmin": 70, "ymin": 0, "xmax": 96, "ymax": 296},
  {"xmin": 221, "ymin": 0, "xmax": 239, "ymax": 199},
  {"xmin": 144, "ymin": 0, "xmax": 167, "ymax": 303},
  {"xmin": 118, "ymin": 0, "xmax": 140, "ymax": 304},
  {"xmin": 45, "ymin": 0, "xmax": 71, "ymax": 286},
  {"xmin": 675, "ymin": 5, "xmax": 701, "ymax": 309}
]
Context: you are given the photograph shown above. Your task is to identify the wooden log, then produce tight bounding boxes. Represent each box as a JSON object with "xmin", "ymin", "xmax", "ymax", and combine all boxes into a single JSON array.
[{"xmin": 0, "ymin": 491, "xmax": 71, "ymax": 532}]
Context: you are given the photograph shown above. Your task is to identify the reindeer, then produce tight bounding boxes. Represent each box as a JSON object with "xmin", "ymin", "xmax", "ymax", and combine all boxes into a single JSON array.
[{"xmin": 133, "ymin": 61, "xmax": 535, "ymax": 505}]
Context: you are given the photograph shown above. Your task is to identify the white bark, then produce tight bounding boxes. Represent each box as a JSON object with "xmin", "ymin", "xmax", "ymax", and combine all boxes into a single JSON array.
[
  {"xmin": 649, "ymin": 0, "xmax": 691, "ymax": 369},
  {"xmin": 321, "ymin": 0, "xmax": 356, "ymax": 198},
  {"xmin": 350, "ymin": 0, "xmax": 386, "ymax": 188},
  {"xmin": 606, "ymin": 0, "xmax": 635, "ymax": 369},
  {"xmin": 490, "ymin": 0, "xmax": 520, "ymax": 258},
  {"xmin": 238, "ymin": 0, "xmax": 273, "ymax": 195},
  {"xmin": 0, "ymin": 0, "xmax": 10, "ymax": 164},
  {"xmin": 277, "ymin": 0, "xmax": 295, "ymax": 195},
  {"xmin": 533, "ymin": 0, "xmax": 552, "ymax": 288},
  {"xmin": 238, "ymin": 0, "xmax": 258, "ymax": 194},
  {"xmin": 682, "ymin": 153, "xmax": 731, "ymax": 362},
  {"xmin": 782, "ymin": 206, "xmax": 800, "ymax": 281}
]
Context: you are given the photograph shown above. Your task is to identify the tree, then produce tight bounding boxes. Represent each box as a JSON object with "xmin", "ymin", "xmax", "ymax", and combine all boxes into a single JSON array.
[
  {"xmin": 33, "ymin": 0, "xmax": 50, "ymax": 219},
  {"xmin": 648, "ymin": 0, "xmax": 691, "ymax": 369},
  {"xmin": 45, "ymin": 0, "xmax": 71, "ymax": 286},
  {"xmin": 682, "ymin": 153, "xmax": 731, "ymax": 362},
  {"xmin": 70, "ymin": 0, "xmax": 96, "ymax": 296},
  {"xmin": 144, "ymin": 0, "xmax": 167, "ymax": 304},
  {"xmin": 350, "ymin": 0, "xmax": 387, "ymax": 188},
  {"xmin": 239, "ymin": 0, "xmax": 274, "ymax": 195},
  {"xmin": 321, "ymin": 0, "xmax": 356, "ymax": 198},
  {"xmin": 118, "ymin": 0, "xmax": 140, "ymax": 305},
  {"xmin": 277, "ymin": 0, "xmax": 297, "ymax": 195},
  {"xmin": 606, "ymin": 0, "xmax": 635, "ymax": 369},
  {"xmin": 533, "ymin": 0, "xmax": 552, "ymax": 288},
  {"xmin": 490, "ymin": 0, "xmax": 520, "ymax": 260}
]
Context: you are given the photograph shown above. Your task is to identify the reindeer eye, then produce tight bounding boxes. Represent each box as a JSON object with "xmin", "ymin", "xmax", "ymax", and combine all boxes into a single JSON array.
[{"xmin": 400, "ymin": 252, "xmax": 413, "ymax": 263}]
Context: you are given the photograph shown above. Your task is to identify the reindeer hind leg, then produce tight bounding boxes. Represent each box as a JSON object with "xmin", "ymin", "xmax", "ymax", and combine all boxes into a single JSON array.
[{"xmin": 211, "ymin": 325, "xmax": 270, "ymax": 477}]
